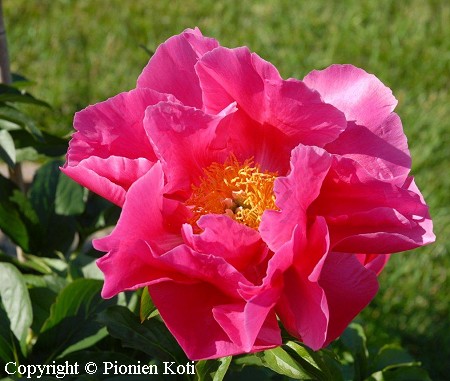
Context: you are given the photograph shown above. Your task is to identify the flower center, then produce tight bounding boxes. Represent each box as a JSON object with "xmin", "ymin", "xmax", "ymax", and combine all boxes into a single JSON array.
[{"xmin": 186, "ymin": 156, "xmax": 278, "ymax": 229}]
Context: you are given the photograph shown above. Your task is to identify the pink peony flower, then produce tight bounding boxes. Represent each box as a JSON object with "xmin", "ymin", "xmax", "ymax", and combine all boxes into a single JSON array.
[{"xmin": 62, "ymin": 28, "xmax": 435, "ymax": 360}]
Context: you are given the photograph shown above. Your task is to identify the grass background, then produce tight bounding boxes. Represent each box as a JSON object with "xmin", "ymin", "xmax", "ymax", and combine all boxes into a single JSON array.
[{"xmin": 4, "ymin": 0, "xmax": 449, "ymax": 379}]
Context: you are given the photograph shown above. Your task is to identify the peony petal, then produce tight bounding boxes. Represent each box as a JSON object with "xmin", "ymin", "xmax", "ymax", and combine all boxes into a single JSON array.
[
  {"xmin": 182, "ymin": 214, "xmax": 268, "ymax": 279},
  {"xmin": 259, "ymin": 144, "xmax": 332, "ymax": 252},
  {"xmin": 355, "ymin": 254, "xmax": 390, "ymax": 276},
  {"xmin": 94, "ymin": 162, "xmax": 187, "ymax": 257},
  {"xmin": 324, "ymin": 116, "xmax": 411, "ymax": 186},
  {"xmin": 144, "ymin": 101, "xmax": 236, "ymax": 197},
  {"xmin": 303, "ymin": 64, "xmax": 397, "ymax": 130},
  {"xmin": 311, "ymin": 155, "xmax": 434, "ymax": 253},
  {"xmin": 264, "ymin": 79, "xmax": 347, "ymax": 146},
  {"xmin": 196, "ymin": 48, "xmax": 346, "ymax": 165},
  {"xmin": 304, "ymin": 65, "xmax": 410, "ymax": 184},
  {"xmin": 137, "ymin": 28, "xmax": 219, "ymax": 108},
  {"xmin": 61, "ymin": 156, "xmax": 154, "ymax": 206},
  {"xmin": 65, "ymin": 88, "xmax": 174, "ymax": 165},
  {"xmin": 319, "ymin": 251, "xmax": 379, "ymax": 347},
  {"xmin": 196, "ymin": 46, "xmax": 281, "ymax": 116},
  {"xmin": 274, "ymin": 218, "xmax": 330, "ymax": 350},
  {"xmin": 149, "ymin": 281, "xmax": 279, "ymax": 360}
]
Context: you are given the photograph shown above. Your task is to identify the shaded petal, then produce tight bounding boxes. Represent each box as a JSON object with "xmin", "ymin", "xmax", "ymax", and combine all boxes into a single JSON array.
[
  {"xmin": 148, "ymin": 281, "xmax": 280, "ymax": 360},
  {"xmin": 311, "ymin": 155, "xmax": 434, "ymax": 253},
  {"xmin": 275, "ymin": 218, "xmax": 380, "ymax": 349},
  {"xmin": 275, "ymin": 218, "xmax": 330, "ymax": 350},
  {"xmin": 182, "ymin": 214, "xmax": 268, "ymax": 278},
  {"xmin": 137, "ymin": 28, "xmax": 219, "ymax": 108},
  {"xmin": 319, "ymin": 251, "xmax": 379, "ymax": 347},
  {"xmin": 144, "ymin": 101, "xmax": 236, "ymax": 197},
  {"xmin": 259, "ymin": 144, "xmax": 332, "ymax": 252},
  {"xmin": 303, "ymin": 64, "xmax": 397, "ymax": 130},
  {"xmin": 61, "ymin": 156, "xmax": 154, "ymax": 206},
  {"xmin": 355, "ymin": 254, "xmax": 390, "ymax": 276}
]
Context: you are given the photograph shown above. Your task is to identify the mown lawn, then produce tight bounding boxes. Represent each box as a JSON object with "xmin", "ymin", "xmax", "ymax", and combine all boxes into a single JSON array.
[{"xmin": 4, "ymin": 0, "xmax": 449, "ymax": 379}]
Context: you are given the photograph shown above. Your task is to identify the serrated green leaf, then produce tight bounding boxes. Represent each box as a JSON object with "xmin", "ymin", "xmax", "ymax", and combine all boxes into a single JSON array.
[
  {"xmin": 98, "ymin": 305, "xmax": 187, "ymax": 364},
  {"xmin": 196, "ymin": 356, "xmax": 231, "ymax": 381},
  {"xmin": 0, "ymin": 129, "xmax": 16, "ymax": 168},
  {"xmin": 0, "ymin": 263, "xmax": 33, "ymax": 354}
]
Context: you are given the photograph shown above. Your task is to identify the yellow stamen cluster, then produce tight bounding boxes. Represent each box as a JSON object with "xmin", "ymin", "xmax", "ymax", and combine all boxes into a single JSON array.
[{"xmin": 186, "ymin": 156, "xmax": 278, "ymax": 229}]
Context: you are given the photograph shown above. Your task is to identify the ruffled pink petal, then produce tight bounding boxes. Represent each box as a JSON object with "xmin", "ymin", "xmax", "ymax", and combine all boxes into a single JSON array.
[
  {"xmin": 148, "ymin": 281, "xmax": 280, "ymax": 360},
  {"xmin": 324, "ymin": 116, "xmax": 411, "ymax": 186},
  {"xmin": 144, "ymin": 101, "xmax": 236, "ymax": 197},
  {"xmin": 196, "ymin": 46, "xmax": 281, "ymax": 115},
  {"xmin": 61, "ymin": 156, "xmax": 154, "ymax": 206},
  {"xmin": 196, "ymin": 48, "xmax": 346, "ymax": 165},
  {"xmin": 304, "ymin": 65, "xmax": 410, "ymax": 185},
  {"xmin": 66, "ymin": 88, "xmax": 173, "ymax": 165},
  {"xmin": 274, "ymin": 218, "xmax": 330, "ymax": 350},
  {"xmin": 303, "ymin": 64, "xmax": 397, "ymax": 131},
  {"xmin": 96, "ymin": 239, "xmax": 187, "ymax": 299},
  {"xmin": 63, "ymin": 88, "xmax": 175, "ymax": 204},
  {"xmin": 311, "ymin": 155, "xmax": 434, "ymax": 253},
  {"xmin": 94, "ymin": 162, "xmax": 188, "ymax": 258},
  {"xmin": 182, "ymin": 215, "xmax": 268, "ymax": 277},
  {"xmin": 137, "ymin": 28, "xmax": 219, "ymax": 108},
  {"xmin": 274, "ymin": 217, "xmax": 380, "ymax": 349},
  {"xmin": 259, "ymin": 144, "xmax": 332, "ymax": 252}
]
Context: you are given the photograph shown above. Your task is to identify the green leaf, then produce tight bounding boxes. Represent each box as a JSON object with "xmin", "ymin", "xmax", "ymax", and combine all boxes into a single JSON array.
[
  {"xmin": 256, "ymin": 346, "xmax": 315, "ymax": 380},
  {"xmin": 341, "ymin": 323, "xmax": 368, "ymax": 379},
  {"xmin": 368, "ymin": 367, "xmax": 431, "ymax": 381},
  {"xmin": 98, "ymin": 305, "xmax": 187, "ymax": 364},
  {"xmin": 0, "ymin": 104, "xmax": 44, "ymax": 141},
  {"xmin": 28, "ymin": 160, "xmax": 77, "ymax": 255},
  {"xmin": 55, "ymin": 172, "xmax": 87, "ymax": 215},
  {"xmin": 31, "ymin": 279, "xmax": 115, "ymax": 363},
  {"xmin": 0, "ymin": 301, "xmax": 22, "ymax": 364},
  {"xmin": 0, "ymin": 174, "xmax": 30, "ymax": 251},
  {"xmin": 0, "ymin": 84, "xmax": 50, "ymax": 107},
  {"xmin": 196, "ymin": 356, "xmax": 232, "ymax": 381},
  {"xmin": 370, "ymin": 344, "xmax": 417, "ymax": 373},
  {"xmin": 10, "ymin": 129, "xmax": 68, "ymax": 158},
  {"xmin": 0, "ymin": 129, "xmax": 16, "ymax": 168},
  {"xmin": 140, "ymin": 286, "xmax": 158, "ymax": 322},
  {"xmin": 283, "ymin": 341, "xmax": 343, "ymax": 381},
  {"xmin": 0, "ymin": 263, "xmax": 33, "ymax": 354}
]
